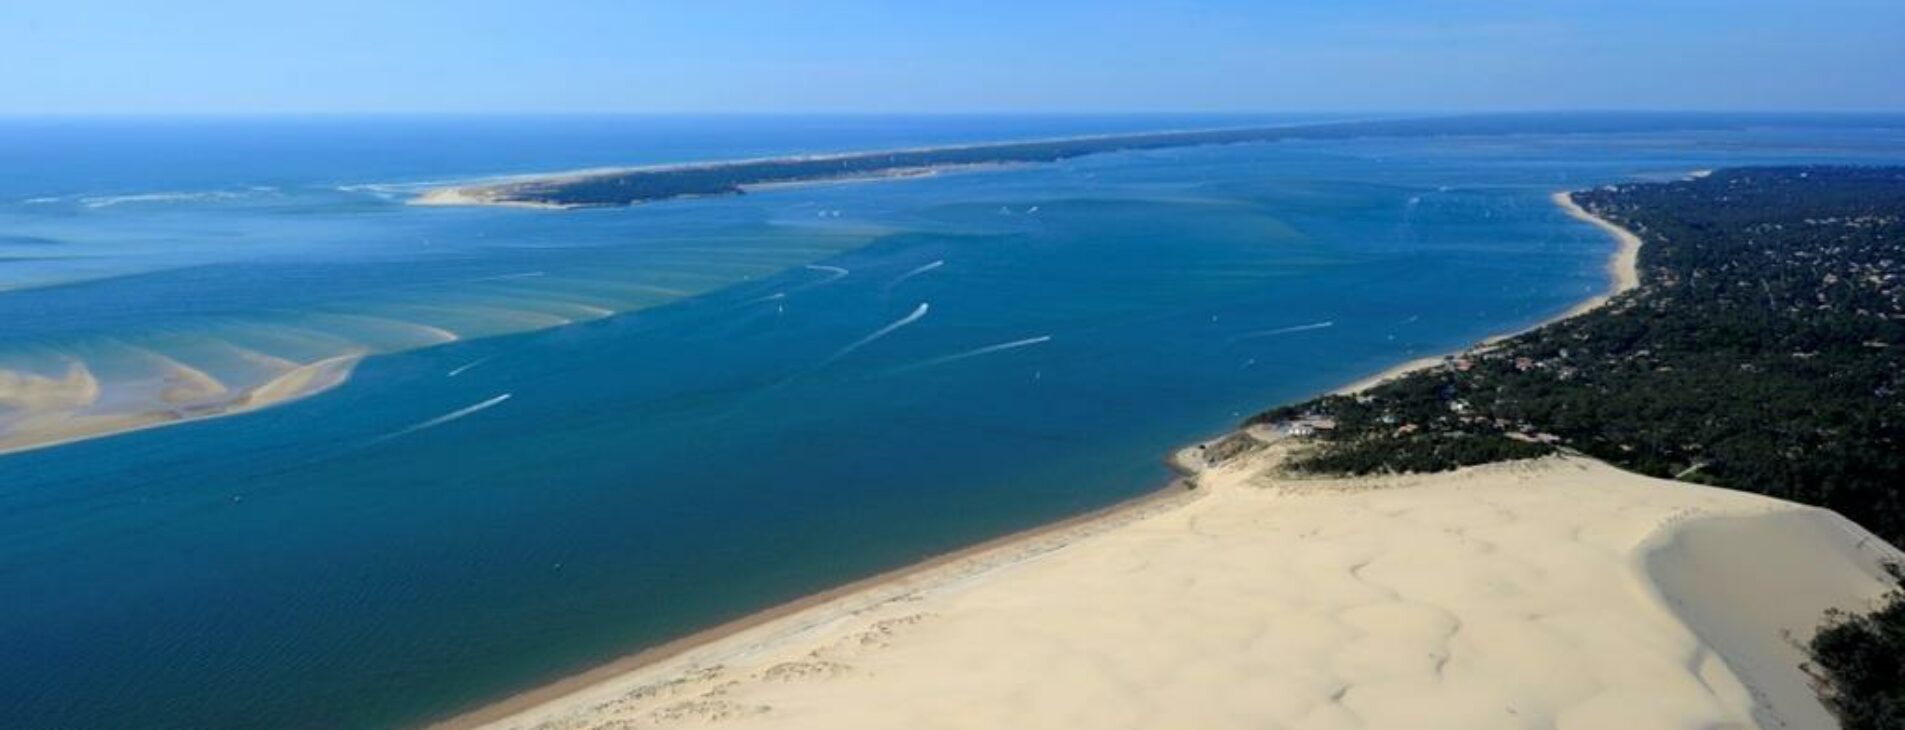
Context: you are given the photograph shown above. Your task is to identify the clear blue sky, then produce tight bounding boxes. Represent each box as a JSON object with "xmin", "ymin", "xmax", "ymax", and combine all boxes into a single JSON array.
[{"xmin": 4, "ymin": 0, "xmax": 1902, "ymax": 114}]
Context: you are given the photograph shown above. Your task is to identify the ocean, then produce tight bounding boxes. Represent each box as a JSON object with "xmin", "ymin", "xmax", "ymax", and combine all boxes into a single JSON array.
[{"xmin": 3, "ymin": 115, "xmax": 1904, "ymax": 728}]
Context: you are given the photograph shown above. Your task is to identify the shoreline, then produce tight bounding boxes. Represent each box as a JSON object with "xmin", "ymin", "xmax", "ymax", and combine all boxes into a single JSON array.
[
  {"xmin": 404, "ymin": 121, "xmax": 1344, "ymax": 209},
  {"xmin": 429, "ymin": 476, "xmax": 1203, "ymax": 729},
  {"xmin": 451, "ymin": 444, "xmax": 1899, "ymax": 730},
  {"xmin": 1330, "ymin": 188, "xmax": 1642, "ymax": 395},
  {"xmin": 431, "ymin": 185, "xmax": 1653, "ymax": 728}
]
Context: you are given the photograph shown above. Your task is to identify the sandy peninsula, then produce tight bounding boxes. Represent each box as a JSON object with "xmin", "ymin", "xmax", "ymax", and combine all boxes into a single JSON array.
[
  {"xmin": 448, "ymin": 445, "xmax": 1899, "ymax": 730},
  {"xmin": 439, "ymin": 187, "xmax": 1895, "ymax": 729}
]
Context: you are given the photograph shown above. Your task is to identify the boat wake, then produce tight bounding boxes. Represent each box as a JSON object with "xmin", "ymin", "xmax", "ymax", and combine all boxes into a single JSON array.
[
  {"xmin": 374, "ymin": 393, "xmax": 511, "ymax": 444},
  {"xmin": 1230, "ymin": 320, "xmax": 1334, "ymax": 341},
  {"xmin": 742, "ymin": 291, "xmax": 787, "ymax": 307},
  {"xmin": 804, "ymin": 264, "xmax": 850, "ymax": 283},
  {"xmin": 446, "ymin": 357, "xmax": 492, "ymax": 377},
  {"xmin": 888, "ymin": 260, "xmax": 945, "ymax": 288},
  {"xmin": 822, "ymin": 303, "xmax": 930, "ymax": 366},
  {"xmin": 463, "ymin": 271, "xmax": 547, "ymax": 284},
  {"xmin": 895, "ymin": 335, "xmax": 1051, "ymax": 373}
]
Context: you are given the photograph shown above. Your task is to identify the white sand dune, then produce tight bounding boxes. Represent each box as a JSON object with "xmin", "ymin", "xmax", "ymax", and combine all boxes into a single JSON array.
[
  {"xmin": 455, "ymin": 448, "xmax": 1898, "ymax": 730},
  {"xmin": 1644, "ymin": 509, "xmax": 1903, "ymax": 729}
]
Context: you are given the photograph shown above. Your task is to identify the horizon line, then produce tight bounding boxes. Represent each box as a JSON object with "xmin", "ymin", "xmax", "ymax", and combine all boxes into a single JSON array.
[{"xmin": 4, "ymin": 108, "xmax": 1905, "ymax": 119}]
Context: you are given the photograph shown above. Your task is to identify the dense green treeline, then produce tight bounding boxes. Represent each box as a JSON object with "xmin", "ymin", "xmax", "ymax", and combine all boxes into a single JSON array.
[
  {"xmin": 1809, "ymin": 565, "xmax": 1905, "ymax": 730},
  {"xmin": 1253, "ymin": 166, "xmax": 1905, "ymax": 545},
  {"xmin": 1251, "ymin": 167, "xmax": 1905, "ymax": 726},
  {"xmin": 494, "ymin": 113, "xmax": 1792, "ymax": 207}
]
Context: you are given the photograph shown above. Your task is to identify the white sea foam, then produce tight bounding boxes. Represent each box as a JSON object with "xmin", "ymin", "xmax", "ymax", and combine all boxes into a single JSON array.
[
  {"xmin": 1231, "ymin": 320, "xmax": 1335, "ymax": 341},
  {"xmin": 898, "ymin": 335, "xmax": 1050, "ymax": 372},
  {"xmin": 336, "ymin": 178, "xmax": 476, "ymax": 199},
  {"xmin": 335, "ymin": 184, "xmax": 403, "ymax": 200},
  {"xmin": 77, "ymin": 189, "xmax": 265, "ymax": 209},
  {"xmin": 823, "ymin": 303, "xmax": 929, "ymax": 365},
  {"xmin": 376, "ymin": 393, "xmax": 511, "ymax": 442}
]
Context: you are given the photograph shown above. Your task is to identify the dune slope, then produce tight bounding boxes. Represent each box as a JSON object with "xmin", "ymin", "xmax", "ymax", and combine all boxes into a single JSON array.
[{"xmin": 461, "ymin": 448, "xmax": 1898, "ymax": 730}]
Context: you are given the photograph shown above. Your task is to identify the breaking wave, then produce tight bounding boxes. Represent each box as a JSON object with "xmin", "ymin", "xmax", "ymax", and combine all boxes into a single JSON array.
[{"xmin": 76, "ymin": 188, "xmax": 279, "ymax": 209}]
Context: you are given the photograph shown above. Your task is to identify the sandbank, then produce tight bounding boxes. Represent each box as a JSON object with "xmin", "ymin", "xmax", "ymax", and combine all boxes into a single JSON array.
[
  {"xmin": 0, "ymin": 353, "xmax": 361, "ymax": 455},
  {"xmin": 431, "ymin": 184, "xmax": 1703, "ymax": 729}
]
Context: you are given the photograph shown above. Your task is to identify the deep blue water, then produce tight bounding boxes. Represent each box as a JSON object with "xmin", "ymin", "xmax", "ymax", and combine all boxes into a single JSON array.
[{"xmin": 4, "ymin": 115, "xmax": 1905, "ymax": 729}]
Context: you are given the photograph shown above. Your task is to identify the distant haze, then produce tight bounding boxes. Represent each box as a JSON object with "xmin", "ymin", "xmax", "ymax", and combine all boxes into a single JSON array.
[{"xmin": 4, "ymin": 0, "xmax": 1903, "ymax": 114}]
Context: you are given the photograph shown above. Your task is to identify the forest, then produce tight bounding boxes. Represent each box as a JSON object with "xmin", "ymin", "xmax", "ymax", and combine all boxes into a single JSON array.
[
  {"xmin": 1249, "ymin": 167, "xmax": 1905, "ymax": 725},
  {"xmin": 1253, "ymin": 166, "xmax": 1905, "ymax": 543},
  {"xmin": 477, "ymin": 113, "xmax": 1775, "ymax": 207}
]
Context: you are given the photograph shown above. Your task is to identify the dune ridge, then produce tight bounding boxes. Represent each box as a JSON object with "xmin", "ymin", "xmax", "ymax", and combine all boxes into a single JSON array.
[{"xmin": 448, "ymin": 444, "xmax": 1896, "ymax": 730}]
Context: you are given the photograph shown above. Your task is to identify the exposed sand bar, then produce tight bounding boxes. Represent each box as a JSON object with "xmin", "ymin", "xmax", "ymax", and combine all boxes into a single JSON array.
[
  {"xmin": 0, "ymin": 353, "xmax": 361, "ymax": 456},
  {"xmin": 432, "ymin": 184, "xmax": 1684, "ymax": 728},
  {"xmin": 454, "ymin": 445, "xmax": 1898, "ymax": 729}
]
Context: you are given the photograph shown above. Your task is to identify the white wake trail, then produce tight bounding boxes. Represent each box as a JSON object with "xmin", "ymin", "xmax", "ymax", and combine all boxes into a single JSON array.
[
  {"xmin": 466, "ymin": 271, "xmax": 546, "ymax": 283},
  {"xmin": 822, "ymin": 303, "xmax": 930, "ymax": 366},
  {"xmin": 897, "ymin": 335, "xmax": 1051, "ymax": 372},
  {"xmin": 1231, "ymin": 321, "xmax": 1334, "ymax": 341},
  {"xmin": 375, "ymin": 393, "xmax": 511, "ymax": 443},
  {"xmin": 889, "ymin": 259, "xmax": 945, "ymax": 288},
  {"xmin": 446, "ymin": 357, "xmax": 492, "ymax": 377},
  {"xmin": 805, "ymin": 264, "xmax": 850, "ymax": 283}
]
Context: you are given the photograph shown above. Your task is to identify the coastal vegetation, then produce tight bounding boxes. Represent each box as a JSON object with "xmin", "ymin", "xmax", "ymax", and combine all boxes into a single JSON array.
[
  {"xmin": 1808, "ymin": 564, "xmax": 1905, "ymax": 730},
  {"xmin": 1250, "ymin": 166, "xmax": 1905, "ymax": 725},
  {"xmin": 438, "ymin": 113, "xmax": 1780, "ymax": 208},
  {"xmin": 1254, "ymin": 166, "xmax": 1905, "ymax": 543}
]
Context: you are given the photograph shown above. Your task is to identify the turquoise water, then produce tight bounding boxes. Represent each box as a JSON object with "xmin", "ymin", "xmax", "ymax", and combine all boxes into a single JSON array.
[{"xmin": 4, "ymin": 116, "xmax": 1905, "ymax": 728}]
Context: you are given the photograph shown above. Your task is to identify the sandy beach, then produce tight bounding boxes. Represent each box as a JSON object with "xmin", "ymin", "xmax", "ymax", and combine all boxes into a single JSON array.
[
  {"xmin": 1551, "ymin": 190, "xmax": 1643, "ymax": 315},
  {"xmin": 452, "ymin": 444, "xmax": 1899, "ymax": 730},
  {"xmin": 1331, "ymin": 190, "xmax": 1643, "ymax": 395},
  {"xmin": 431, "ymin": 185, "xmax": 1898, "ymax": 729},
  {"xmin": 411, "ymin": 187, "xmax": 574, "ymax": 209}
]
